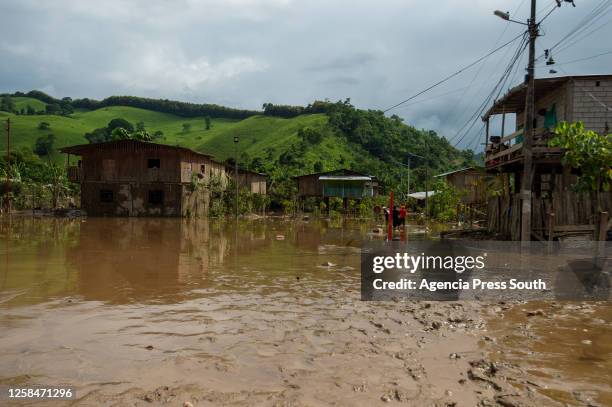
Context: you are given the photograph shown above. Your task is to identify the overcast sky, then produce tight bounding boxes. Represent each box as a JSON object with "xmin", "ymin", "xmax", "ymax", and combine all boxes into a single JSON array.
[{"xmin": 1, "ymin": 0, "xmax": 611, "ymax": 150}]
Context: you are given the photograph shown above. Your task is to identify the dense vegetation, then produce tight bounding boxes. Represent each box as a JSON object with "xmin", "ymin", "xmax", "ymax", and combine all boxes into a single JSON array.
[
  {"xmin": 550, "ymin": 121, "xmax": 612, "ymax": 192},
  {"xmin": 3, "ymin": 91, "xmax": 259, "ymax": 120},
  {"xmin": 0, "ymin": 92, "xmax": 478, "ymax": 217}
]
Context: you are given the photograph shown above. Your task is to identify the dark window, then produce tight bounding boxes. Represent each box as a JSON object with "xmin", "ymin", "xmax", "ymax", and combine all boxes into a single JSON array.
[
  {"xmin": 100, "ymin": 190, "xmax": 113, "ymax": 203},
  {"xmin": 200, "ymin": 164, "xmax": 206, "ymax": 173},
  {"xmin": 148, "ymin": 158, "xmax": 161, "ymax": 169},
  {"xmin": 148, "ymin": 190, "xmax": 164, "ymax": 205},
  {"xmin": 596, "ymin": 81, "xmax": 601, "ymax": 87}
]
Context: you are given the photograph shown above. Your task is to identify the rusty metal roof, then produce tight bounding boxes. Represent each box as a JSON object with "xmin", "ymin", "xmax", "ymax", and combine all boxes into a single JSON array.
[
  {"xmin": 59, "ymin": 139, "xmax": 214, "ymax": 158},
  {"xmin": 482, "ymin": 74, "xmax": 612, "ymax": 120}
]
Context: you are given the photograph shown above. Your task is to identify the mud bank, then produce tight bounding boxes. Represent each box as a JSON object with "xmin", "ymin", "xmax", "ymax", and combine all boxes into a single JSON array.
[{"xmin": 5, "ymin": 298, "xmax": 601, "ymax": 406}]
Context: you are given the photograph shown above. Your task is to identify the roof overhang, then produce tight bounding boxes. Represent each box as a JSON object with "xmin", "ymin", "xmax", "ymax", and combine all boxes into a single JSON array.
[
  {"xmin": 434, "ymin": 167, "xmax": 478, "ymax": 178},
  {"xmin": 60, "ymin": 139, "xmax": 213, "ymax": 159},
  {"xmin": 319, "ymin": 176, "xmax": 372, "ymax": 181},
  {"xmin": 483, "ymin": 74, "xmax": 612, "ymax": 120},
  {"xmin": 407, "ymin": 191, "xmax": 437, "ymax": 200}
]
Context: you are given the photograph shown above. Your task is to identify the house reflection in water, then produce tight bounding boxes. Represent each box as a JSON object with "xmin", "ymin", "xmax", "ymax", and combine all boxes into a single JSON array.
[{"xmin": 66, "ymin": 219, "xmax": 232, "ymax": 303}]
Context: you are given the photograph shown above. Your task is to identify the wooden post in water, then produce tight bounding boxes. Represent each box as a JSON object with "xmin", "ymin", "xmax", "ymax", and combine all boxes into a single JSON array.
[
  {"xmin": 387, "ymin": 191, "xmax": 394, "ymax": 241},
  {"xmin": 547, "ymin": 212, "xmax": 555, "ymax": 242},
  {"xmin": 598, "ymin": 211, "xmax": 609, "ymax": 241}
]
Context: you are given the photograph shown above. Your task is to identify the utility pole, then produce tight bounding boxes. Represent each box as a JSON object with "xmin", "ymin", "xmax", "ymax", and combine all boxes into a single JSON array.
[
  {"xmin": 520, "ymin": 0, "xmax": 538, "ymax": 242},
  {"xmin": 425, "ymin": 165, "xmax": 429, "ymax": 223},
  {"xmin": 406, "ymin": 156, "xmax": 411, "ymax": 197},
  {"xmin": 234, "ymin": 136, "xmax": 239, "ymax": 219},
  {"xmin": 5, "ymin": 118, "xmax": 10, "ymax": 214}
]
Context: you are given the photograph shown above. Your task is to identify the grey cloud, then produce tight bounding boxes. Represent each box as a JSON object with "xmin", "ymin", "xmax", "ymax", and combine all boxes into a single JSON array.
[
  {"xmin": 1, "ymin": 0, "xmax": 611, "ymax": 149},
  {"xmin": 306, "ymin": 52, "xmax": 376, "ymax": 72}
]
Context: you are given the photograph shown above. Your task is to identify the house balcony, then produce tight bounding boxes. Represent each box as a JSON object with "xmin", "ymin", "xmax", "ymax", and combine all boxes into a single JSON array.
[{"xmin": 484, "ymin": 128, "xmax": 564, "ymax": 171}]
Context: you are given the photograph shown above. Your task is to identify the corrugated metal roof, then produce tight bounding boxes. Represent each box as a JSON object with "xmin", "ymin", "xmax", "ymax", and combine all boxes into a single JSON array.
[
  {"xmin": 434, "ymin": 167, "xmax": 476, "ymax": 178},
  {"xmin": 407, "ymin": 191, "xmax": 437, "ymax": 200},
  {"xmin": 318, "ymin": 175, "xmax": 372, "ymax": 181}
]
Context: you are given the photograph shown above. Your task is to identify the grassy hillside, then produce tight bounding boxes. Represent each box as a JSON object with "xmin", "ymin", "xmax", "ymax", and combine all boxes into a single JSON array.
[
  {"xmin": 12, "ymin": 97, "xmax": 48, "ymax": 112},
  {"xmin": 0, "ymin": 106, "xmax": 361, "ymax": 169}
]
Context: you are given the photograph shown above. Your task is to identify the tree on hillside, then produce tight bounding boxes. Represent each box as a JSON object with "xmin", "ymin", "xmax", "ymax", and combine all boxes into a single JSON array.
[
  {"xmin": 26, "ymin": 105, "xmax": 36, "ymax": 115},
  {"xmin": 85, "ymin": 127, "xmax": 112, "ymax": 144},
  {"xmin": 45, "ymin": 103, "xmax": 62, "ymax": 115},
  {"xmin": 107, "ymin": 118, "xmax": 134, "ymax": 133},
  {"xmin": 205, "ymin": 116, "xmax": 212, "ymax": 130},
  {"xmin": 136, "ymin": 121, "xmax": 146, "ymax": 131},
  {"xmin": 298, "ymin": 127, "xmax": 323, "ymax": 144},
  {"xmin": 38, "ymin": 121, "xmax": 51, "ymax": 130},
  {"xmin": 110, "ymin": 127, "xmax": 131, "ymax": 140},
  {"xmin": 0, "ymin": 96, "xmax": 15, "ymax": 113},
  {"xmin": 153, "ymin": 130, "xmax": 164, "ymax": 140},
  {"xmin": 132, "ymin": 130, "xmax": 153, "ymax": 142},
  {"xmin": 34, "ymin": 134, "xmax": 56, "ymax": 157}
]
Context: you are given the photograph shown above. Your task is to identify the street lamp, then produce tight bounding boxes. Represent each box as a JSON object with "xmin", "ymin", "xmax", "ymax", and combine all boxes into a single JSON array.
[
  {"xmin": 234, "ymin": 136, "xmax": 239, "ymax": 219},
  {"xmin": 392, "ymin": 151, "xmax": 427, "ymax": 221},
  {"xmin": 493, "ymin": 10, "xmax": 528, "ymax": 25}
]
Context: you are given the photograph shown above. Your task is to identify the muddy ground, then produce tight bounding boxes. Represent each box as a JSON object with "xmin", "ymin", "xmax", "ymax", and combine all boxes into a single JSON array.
[
  {"xmin": 1, "ymin": 218, "xmax": 609, "ymax": 406},
  {"xmin": 4, "ymin": 299, "xmax": 609, "ymax": 407}
]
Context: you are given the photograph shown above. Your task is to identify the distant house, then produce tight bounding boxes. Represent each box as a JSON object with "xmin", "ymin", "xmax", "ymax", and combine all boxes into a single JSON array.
[
  {"xmin": 231, "ymin": 168, "xmax": 267, "ymax": 195},
  {"xmin": 482, "ymin": 74, "xmax": 612, "ymax": 239},
  {"xmin": 60, "ymin": 140, "xmax": 226, "ymax": 217},
  {"xmin": 294, "ymin": 169, "xmax": 378, "ymax": 200},
  {"xmin": 434, "ymin": 167, "xmax": 487, "ymax": 205}
]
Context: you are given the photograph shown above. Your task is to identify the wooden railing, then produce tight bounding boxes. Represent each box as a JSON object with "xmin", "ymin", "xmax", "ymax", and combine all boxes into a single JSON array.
[{"xmin": 485, "ymin": 128, "xmax": 562, "ymax": 166}]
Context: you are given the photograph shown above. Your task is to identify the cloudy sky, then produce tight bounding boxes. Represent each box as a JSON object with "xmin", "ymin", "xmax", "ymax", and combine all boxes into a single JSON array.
[{"xmin": 1, "ymin": 0, "xmax": 611, "ymax": 150}]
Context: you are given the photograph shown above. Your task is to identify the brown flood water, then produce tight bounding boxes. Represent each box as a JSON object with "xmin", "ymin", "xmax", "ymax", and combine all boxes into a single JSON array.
[{"xmin": 0, "ymin": 217, "xmax": 610, "ymax": 406}]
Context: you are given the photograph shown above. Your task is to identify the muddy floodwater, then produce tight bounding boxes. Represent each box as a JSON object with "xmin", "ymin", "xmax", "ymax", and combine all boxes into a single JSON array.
[{"xmin": 0, "ymin": 218, "xmax": 610, "ymax": 406}]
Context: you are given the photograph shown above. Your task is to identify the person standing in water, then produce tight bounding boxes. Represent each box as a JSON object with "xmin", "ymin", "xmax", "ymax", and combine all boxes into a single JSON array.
[
  {"xmin": 392, "ymin": 206, "xmax": 399, "ymax": 229},
  {"xmin": 399, "ymin": 205, "xmax": 407, "ymax": 227}
]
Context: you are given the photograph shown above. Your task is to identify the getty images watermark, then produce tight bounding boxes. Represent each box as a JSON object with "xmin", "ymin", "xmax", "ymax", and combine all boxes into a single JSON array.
[{"xmin": 361, "ymin": 240, "xmax": 611, "ymax": 301}]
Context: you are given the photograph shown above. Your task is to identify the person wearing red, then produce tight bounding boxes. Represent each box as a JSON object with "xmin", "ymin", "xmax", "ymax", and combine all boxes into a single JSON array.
[{"xmin": 399, "ymin": 205, "xmax": 407, "ymax": 227}]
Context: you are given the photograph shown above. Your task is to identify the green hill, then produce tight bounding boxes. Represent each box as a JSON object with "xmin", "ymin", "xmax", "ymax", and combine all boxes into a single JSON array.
[
  {"xmin": 0, "ymin": 105, "xmax": 325, "ymax": 162},
  {"xmin": 12, "ymin": 97, "xmax": 48, "ymax": 113},
  {"xmin": 1, "ymin": 93, "xmax": 478, "ymax": 200}
]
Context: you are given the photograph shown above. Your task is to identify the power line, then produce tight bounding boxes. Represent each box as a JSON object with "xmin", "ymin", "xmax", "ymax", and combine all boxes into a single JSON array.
[
  {"xmin": 553, "ymin": 12, "xmax": 612, "ymax": 55},
  {"xmin": 445, "ymin": 0, "xmax": 529, "ymax": 133},
  {"xmin": 391, "ymin": 86, "xmax": 469, "ymax": 110},
  {"xmin": 538, "ymin": 50, "xmax": 612, "ymax": 67},
  {"xmin": 537, "ymin": 1, "xmax": 560, "ymax": 24},
  {"xmin": 451, "ymin": 33, "xmax": 529, "ymax": 148},
  {"xmin": 453, "ymin": 37, "xmax": 528, "ymax": 148},
  {"xmin": 383, "ymin": 31, "xmax": 527, "ymax": 113},
  {"xmin": 537, "ymin": 0, "xmax": 612, "ymax": 61}
]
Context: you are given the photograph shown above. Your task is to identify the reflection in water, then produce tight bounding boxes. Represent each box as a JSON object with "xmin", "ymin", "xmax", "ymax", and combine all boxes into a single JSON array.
[{"xmin": 0, "ymin": 218, "xmax": 375, "ymax": 307}]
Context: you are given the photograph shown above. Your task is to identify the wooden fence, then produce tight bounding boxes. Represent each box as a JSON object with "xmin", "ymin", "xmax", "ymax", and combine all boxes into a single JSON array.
[{"xmin": 488, "ymin": 191, "xmax": 612, "ymax": 240}]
